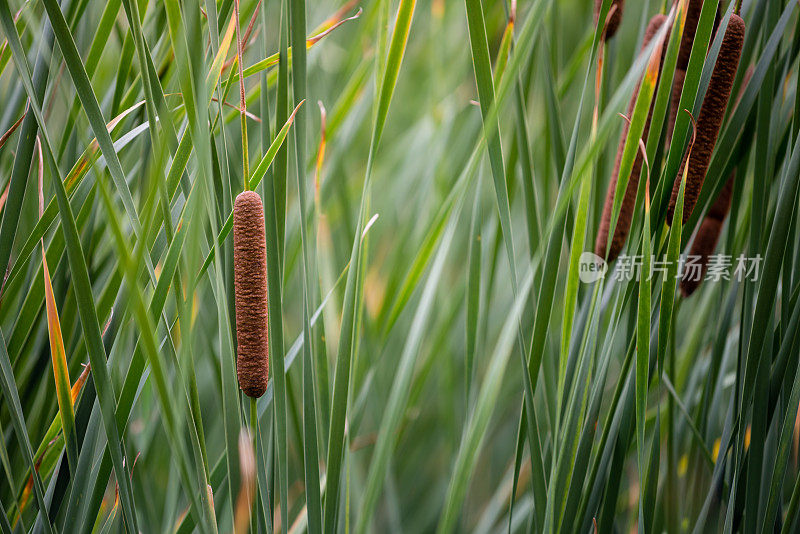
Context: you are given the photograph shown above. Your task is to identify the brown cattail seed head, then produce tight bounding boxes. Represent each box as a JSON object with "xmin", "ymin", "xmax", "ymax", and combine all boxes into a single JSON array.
[
  {"xmin": 680, "ymin": 174, "xmax": 734, "ymax": 297},
  {"xmin": 667, "ymin": 14, "xmax": 744, "ymax": 226},
  {"xmin": 233, "ymin": 191, "xmax": 269, "ymax": 398},
  {"xmin": 595, "ymin": 15, "xmax": 667, "ymax": 262},
  {"xmin": 595, "ymin": 0, "xmax": 625, "ymax": 40}
]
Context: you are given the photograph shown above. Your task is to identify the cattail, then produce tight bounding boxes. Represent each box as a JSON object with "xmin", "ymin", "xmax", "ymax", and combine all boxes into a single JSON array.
[
  {"xmin": 595, "ymin": 0, "xmax": 625, "ymax": 40},
  {"xmin": 667, "ymin": 14, "xmax": 744, "ymax": 225},
  {"xmin": 679, "ymin": 174, "xmax": 733, "ymax": 296},
  {"xmin": 595, "ymin": 15, "xmax": 667, "ymax": 262},
  {"xmin": 678, "ymin": 64, "xmax": 751, "ymax": 297},
  {"xmin": 233, "ymin": 191, "xmax": 269, "ymax": 398}
]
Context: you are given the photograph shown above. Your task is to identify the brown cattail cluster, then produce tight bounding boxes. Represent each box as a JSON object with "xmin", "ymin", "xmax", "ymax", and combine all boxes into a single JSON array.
[
  {"xmin": 233, "ymin": 191, "xmax": 269, "ymax": 398},
  {"xmin": 679, "ymin": 174, "xmax": 733, "ymax": 296},
  {"xmin": 667, "ymin": 14, "xmax": 744, "ymax": 225},
  {"xmin": 595, "ymin": 0, "xmax": 625, "ymax": 40},
  {"xmin": 595, "ymin": 15, "xmax": 667, "ymax": 262}
]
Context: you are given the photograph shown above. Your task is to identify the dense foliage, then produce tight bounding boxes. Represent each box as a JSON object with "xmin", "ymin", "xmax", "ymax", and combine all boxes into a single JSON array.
[{"xmin": 0, "ymin": 0, "xmax": 799, "ymax": 532}]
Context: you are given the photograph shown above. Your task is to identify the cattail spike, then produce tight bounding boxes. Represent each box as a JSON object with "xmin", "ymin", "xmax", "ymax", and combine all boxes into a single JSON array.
[
  {"xmin": 667, "ymin": 14, "xmax": 744, "ymax": 226},
  {"xmin": 233, "ymin": 191, "xmax": 269, "ymax": 398},
  {"xmin": 595, "ymin": 0, "xmax": 625, "ymax": 41},
  {"xmin": 678, "ymin": 60, "xmax": 751, "ymax": 297},
  {"xmin": 595, "ymin": 15, "xmax": 667, "ymax": 262}
]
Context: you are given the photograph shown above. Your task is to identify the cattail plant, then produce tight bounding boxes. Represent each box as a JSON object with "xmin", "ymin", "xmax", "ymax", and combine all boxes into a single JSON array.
[
  {"xmin": 595, "ymin": 14, "xmax": 667, "ymax": 262},
  {"xmin": 667, "ymin": 13, "xmax": 744, "ymax": 225},
  {"xmin": 679, "ymin": 174, "xmax": 734, "ymax": 296},
  {"xmin": 233, "ymin": 190, "xmax": 270, "ymax": 398},
  {"xmin": 595, "ymin": 0, "xmax": 625, "ymax": 40}
]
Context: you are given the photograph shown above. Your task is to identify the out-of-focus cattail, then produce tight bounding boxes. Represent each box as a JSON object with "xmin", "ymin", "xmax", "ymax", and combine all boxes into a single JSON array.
[
  {"xmin": 595, "ymin": 0, "xmax": 625, "ymax": 40},
  {"xmin": 233, "ymin": 191, "xmax": 269, "ymax": 398},
  {"xmin": 667, "ymin": 14, "xmax": 744, "ymax": 225},
  {"xmin": 679, "ymin": 174, "xmax": 733, "ymax": 296},
  {"xmin": 595, "ymin": 15, "xmax": 667, "ymax": 262}
]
